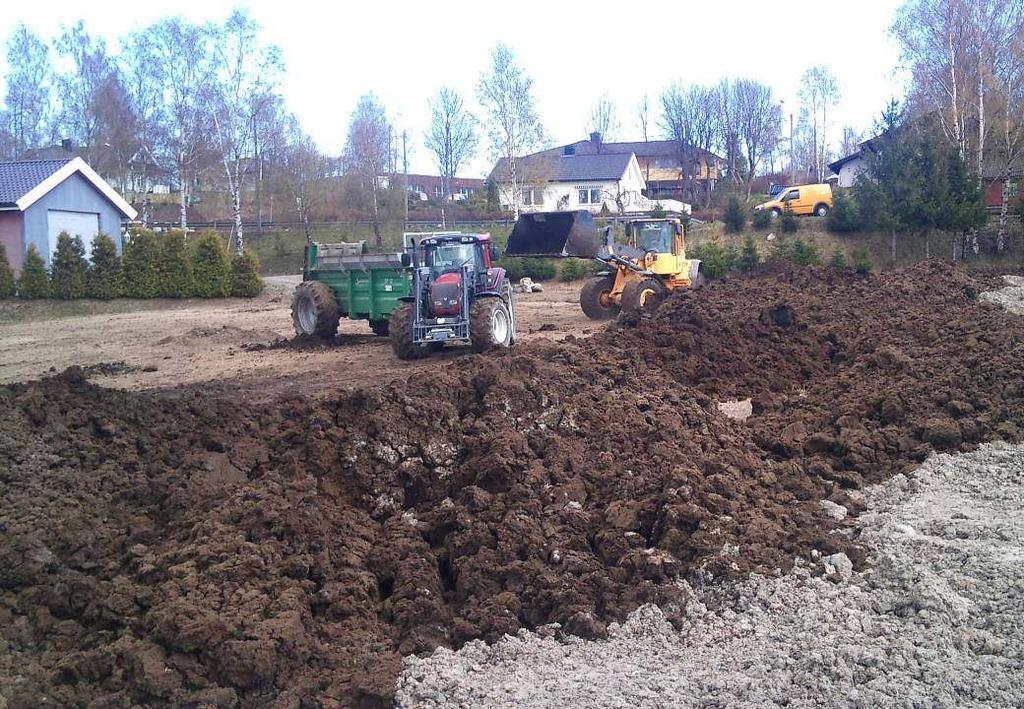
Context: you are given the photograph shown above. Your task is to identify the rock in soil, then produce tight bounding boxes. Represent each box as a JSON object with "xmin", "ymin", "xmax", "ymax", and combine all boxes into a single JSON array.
[{"xmin": 1, "ymin": 262, "xmax": 1023, "ymax": 708}]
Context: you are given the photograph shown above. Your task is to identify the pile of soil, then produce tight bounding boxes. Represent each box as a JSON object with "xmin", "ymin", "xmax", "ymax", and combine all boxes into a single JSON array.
[{"xmin": 2, "ymin": 261, "xmax": 1022, "ymax": 708}]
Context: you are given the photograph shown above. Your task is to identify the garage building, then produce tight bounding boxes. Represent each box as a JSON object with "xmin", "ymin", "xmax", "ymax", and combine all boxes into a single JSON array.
[{"xmin": 0, "ymin": 157, "xmax": 137, "ymax": 274}]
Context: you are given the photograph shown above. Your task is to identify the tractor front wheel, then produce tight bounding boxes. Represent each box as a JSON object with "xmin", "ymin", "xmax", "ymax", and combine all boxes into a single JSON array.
[
  {"xmin": 369, "ymin": 319, "xmax": 389, "ymax": 336},
  {"xmin": 580, "ymin": 275, "xmax": 620, "ymax": 320},
  {"xmin": 470, "ymin": 297, "xmax": 514, "ymax": 353},
  {"xmin": 621, "ymin": 277, "xmax": 668, "ymax": 315},
  {"xmin": 292, "ymin": 281, "xmax": 340, "ymax": 337},
  {"xmin": 389, "ymin": 301, "xmax": 428, "ymax": 360}
]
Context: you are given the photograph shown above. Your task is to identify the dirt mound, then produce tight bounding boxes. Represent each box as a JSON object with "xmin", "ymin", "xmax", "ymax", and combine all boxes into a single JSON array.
[{"xmin": 2, "ymin": 261, "xmax": 1023, "ymax": 708}]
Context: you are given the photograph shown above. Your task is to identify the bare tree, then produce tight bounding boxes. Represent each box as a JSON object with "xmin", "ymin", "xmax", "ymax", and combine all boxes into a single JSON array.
[
  {"xmin": 477, "ymin": 44, "xmax": 545, "ymax": 217},
  {"xmin": 659, "ymin": 82, "xmax": 719, "ymax": 207},
  {"xmin": 732, "ymin": 79, "xmax": 782, "ymax": 198},
  {"xmin": 990, "ymin": 8, "xmax": 1024, "ymax": 250},
  {"xmin": 344, "ymin": 93, "xmax": 392, "ymax": 247},
  {"xmin": 839, "ymin": 126, "xmax": 864, "ymax": 157},
  {"xmin": 278, "ymin": 117, "xmax": 332, "ymax": 244},
  {"xmin": 54, "ymin": 22, "xmax": 115, "ymax": 158},
  {"xmin": 636, "ymin": 94, "xmax": 651, "ymax": 143},
  {"xmin": 127, "ymin": 17, "xmax": 217, "ymax": 230},
  {"xmin": 209, "ymin": 9, "xmax": 283, "ymax": 252},
  {"xmin": 425, "ymin": 87, "xmax": 478, "ymax": 203},
  {"xmin": 797, "ymin": 65, "xmax": 840, "ymax": 182},
  {"xmin": 1, "ymin": 24, "xmax": 53, "ymax": 158},
  {"xmin": 587, "ymin": 93, "xmax": 620, "ymax": 144}
]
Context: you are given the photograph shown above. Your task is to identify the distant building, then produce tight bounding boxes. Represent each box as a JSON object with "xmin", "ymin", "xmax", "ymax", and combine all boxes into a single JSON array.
[
  {"xmin": 0, "ymin": 157, "xmax": 137, "ymax": 274},
  {"xmin": 403, "ymin": 174, "xmax": 485, "ymax": 202},
  {"xmin": 488, "ymin": 133, "xmax": 719, "ymax": 212}
]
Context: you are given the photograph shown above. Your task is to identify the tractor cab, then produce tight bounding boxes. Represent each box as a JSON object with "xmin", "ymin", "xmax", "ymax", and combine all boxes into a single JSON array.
[{"xmin": 625, "ymin": 219, "xmax": 687, "ymax": 275}]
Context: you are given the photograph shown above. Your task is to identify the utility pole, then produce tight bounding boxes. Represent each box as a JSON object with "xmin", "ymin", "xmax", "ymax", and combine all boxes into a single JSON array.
[{"xmin": 402, "ymin": 130, "xmax": 408, "ymax": 229}]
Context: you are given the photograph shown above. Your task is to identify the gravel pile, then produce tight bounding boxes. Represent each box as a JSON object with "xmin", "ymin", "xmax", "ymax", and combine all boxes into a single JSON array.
[
  {"xmin": 396, "ymin": 443, "xmax": 1024, "ymax": 708},
  {"xmin": 979, "ymin": 274, "xmax": 1024, "ymax": 314}
]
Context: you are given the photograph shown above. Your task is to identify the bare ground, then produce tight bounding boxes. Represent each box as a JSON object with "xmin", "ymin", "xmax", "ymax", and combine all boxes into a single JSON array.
[{"xmin": 0, "ymin": 279, "xmax": 595, "ymax": 399}]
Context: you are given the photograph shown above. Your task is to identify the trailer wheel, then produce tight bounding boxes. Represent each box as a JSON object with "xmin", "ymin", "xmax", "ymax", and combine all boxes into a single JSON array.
[
  {"xmin": 470, "ymin": 297, "xmax": 513, "ymax": 353},
  {"xmin": 621, "ymin": 277, "xmax": 668, "ymax": 315},
  {"xmin": 369, "ymin": 319, "xmax": 389, "ymax": 336},
  {"xmin": 292, "ymin": 281, "xmax": 340, "ymax": 337},
  {"xmin": 580, "ymin": 275, "xmax": 620, "ymax": 320},
  {"xmin": 389, "ymin": 302, "xmax": 428, "ymax": 360},
  {"xmin": 501, "ymin": 279, "xmax": 517, "ymax": 345}
]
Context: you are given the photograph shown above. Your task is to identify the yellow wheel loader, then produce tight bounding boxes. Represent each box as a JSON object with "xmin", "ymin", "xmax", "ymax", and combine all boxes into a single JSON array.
[{"xmin": 505, "ymin": 211, "xmax": 704, "ymax": 319}]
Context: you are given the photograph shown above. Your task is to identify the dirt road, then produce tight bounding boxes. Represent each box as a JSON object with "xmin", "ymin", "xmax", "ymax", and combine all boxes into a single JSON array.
[{"xmin": 0, "ymin": 279, "xmax": 596, "ymax": 399}]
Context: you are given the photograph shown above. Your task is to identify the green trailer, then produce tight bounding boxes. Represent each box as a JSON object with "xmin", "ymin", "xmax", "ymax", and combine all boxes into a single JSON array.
[{"xmin": 291, "ymin": 241, "xmax": 412, "ymax": 337}]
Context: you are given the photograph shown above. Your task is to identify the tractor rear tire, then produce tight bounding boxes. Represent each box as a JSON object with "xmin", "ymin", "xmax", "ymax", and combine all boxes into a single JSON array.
[
  {"xmin": 580, "ymin": 275, "xmax": 620, "ymax": 320},
  {"xmin": 369, "ymin": 319, "xmax": 389, "ymax": 336},
  {"xmin": 292, "ymin": 281, "xmax": 340, "ymax": 337},
  {"xmin": 469, "ymin": 297, "xmax": 513, "ymax": 353},
  {"xmin": 389, "ymin": 301, "xmax": 428, "ymax": 360},
  {"xmin": 621, "ymin": 277, "xmax": 668, "ymax": 315}
]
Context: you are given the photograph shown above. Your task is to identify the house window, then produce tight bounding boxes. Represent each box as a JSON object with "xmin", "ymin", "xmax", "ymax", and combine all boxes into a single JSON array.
[
  {"xmin": 655, "ymin": 158, "xmax": 677, "ymax": 169},
  {"xmin": 434, "ymin": 185, "xmax": 444, "ymax": 197},
  {"xmin": 590, "ymin": 188, "xmax": 602, "ymax": 204},
  {"xmin": 578, "ymin": 188, "xmax": 589, "ymax": 204},
  {"xmin": 563, "ymin": 146, "xmax": 576, "ymax": 156},
  {"xmin": 522, "ymin": 188, "xmax": 543, "ymax": 206}
]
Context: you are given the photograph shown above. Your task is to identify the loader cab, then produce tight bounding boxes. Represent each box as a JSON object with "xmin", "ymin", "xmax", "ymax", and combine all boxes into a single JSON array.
[{"xmin": 628, "ymin": 219, "xmax": 685, "ymax": 256}]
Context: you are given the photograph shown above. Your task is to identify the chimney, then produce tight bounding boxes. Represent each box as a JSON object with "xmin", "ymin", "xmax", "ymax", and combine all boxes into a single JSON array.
[
  {"xmin": 61, "ymin": 138, "xmax": 74, "ymax": 151},
  {"xmin": 590, "ymin": 132, "xmax": 602, "ymax": 145}
]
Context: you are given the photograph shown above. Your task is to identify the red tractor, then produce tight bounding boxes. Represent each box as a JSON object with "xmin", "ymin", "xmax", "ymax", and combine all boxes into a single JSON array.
[{"xmin": 389, "ymin": 232, "xmax": 517, "ymax": 359}]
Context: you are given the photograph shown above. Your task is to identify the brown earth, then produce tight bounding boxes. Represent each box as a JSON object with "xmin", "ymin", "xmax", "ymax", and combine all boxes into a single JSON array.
[{"xmin": 2, "ymin": 262, "xmax": 1023, "ymax": 708}]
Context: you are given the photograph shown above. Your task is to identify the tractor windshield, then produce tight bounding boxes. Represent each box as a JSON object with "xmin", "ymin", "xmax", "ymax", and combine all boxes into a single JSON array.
[
  {"xmin": 635, "ymin": 222, "xmax": 674, "ymax": 253},
  {"xmin": 425, "ymin": 242, "xmax": 481, "ymax": 276}
]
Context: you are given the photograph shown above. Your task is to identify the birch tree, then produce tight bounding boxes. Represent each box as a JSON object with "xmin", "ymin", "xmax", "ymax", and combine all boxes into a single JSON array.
[
  {"xmin": 425, "ymin": 87, "xmax": 478, "ymax": 202},
  {"xmin": 2, "ymin": 24, "xmax": 53, "ymax": 157},
  {"xmin": 344, "ymin": 93, "xmax": 392, "ymax": 247},
  {"xmin": 797, "ymin": 66, "xmax": 840, "ymax": 182},
  {"xmin": 659, "ymin": 82, "xmax": 718, "ymax": 207},
  {"xmin": 209, "ymin": 9, "xmax": 283, "ymax": 252},
  {"xmin": 476, "ymin": 44, "xmax": 544, "ymax": 218},
  {"xmin": 733, "ymin": 79, "xmax": 782, "ymax": 198},
  {"xmin": 278, "ymin": 118, "xmax": 332, "ymax": 244}
]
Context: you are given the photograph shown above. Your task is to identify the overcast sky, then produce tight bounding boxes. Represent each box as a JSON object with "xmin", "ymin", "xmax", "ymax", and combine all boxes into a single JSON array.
[{"xmin": 2, "ymin": 0, "xmax": 907, "ymax": 176}]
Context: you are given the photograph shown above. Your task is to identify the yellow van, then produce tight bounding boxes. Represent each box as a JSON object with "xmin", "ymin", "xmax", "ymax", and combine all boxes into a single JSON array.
[{"xmin": 755, "ymin": 183, "xmax": 833, "ymax": 217}]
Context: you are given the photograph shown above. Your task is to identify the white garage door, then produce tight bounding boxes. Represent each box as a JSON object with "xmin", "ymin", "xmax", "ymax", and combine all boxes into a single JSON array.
[{"xmin": 47, "ymin": 210, "xmax": 100, "ymax": 261}]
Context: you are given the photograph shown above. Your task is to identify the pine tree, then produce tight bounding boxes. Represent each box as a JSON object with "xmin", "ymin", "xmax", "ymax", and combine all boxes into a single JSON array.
[
  {"xmin": 0, "ymin": 243, "xmax": 15, "ymax": 298},
  {"xmin": 88, "ymin": 234, "xmax": 123, "ymax": 300},
  {"xmin": 191, "ymin": 231, "xmax": 230, "ymax": 298},
  {"xmin": 123, "ymin": 228, "xmax": 161, "ymax": 298},
  {"xmin": 18, "ymin": 244, "xmax": 49, "ymax": 299},
  {"xmin": 829, "ymin": 250, "xmax": 848, "ymax": 270},
  {"xmin": 50, "ymin": 232, "xmax": 88, "ymax": 299},
  {"xmin": 229, "ymin": 250, "xmax": 264, "ymax": 297},
  {"xmin": 724, "ymin": 196, "xmax": 746, "ymax": 233},
  {"xmin": 739, "ymin": 233, "xmax": 760, "ymax": 271},
  {"xmin": 826, "ymin": 190, "xmax": 861, "ymax": 233},
  {"xmin": 158, "ymin": 230, "xmax": 192, "ymax": 298}
]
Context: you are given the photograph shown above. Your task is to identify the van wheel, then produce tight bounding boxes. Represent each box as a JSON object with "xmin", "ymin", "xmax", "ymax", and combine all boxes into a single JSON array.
[
  {"xmin": 770, "ymin": 208, "xmax": 782, "ymax": 218},
  {"xmin": 815, "ymin": 203, "xmax": 829, "ymax": 217}
]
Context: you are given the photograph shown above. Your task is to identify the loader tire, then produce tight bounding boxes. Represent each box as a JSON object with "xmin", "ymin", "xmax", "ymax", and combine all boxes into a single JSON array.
[
  {"xmin": 580, "ymin": 276, "xmax": 620, "ymax": 320},
  {"xmin": 621, "ymin": 277, "xmax": 668, "ymax": 315},
  {"xmin": 389, "ymin": 301, "xmax": 428, "ymax": 360},
  {"xmin": 369, "ymin": 319, "xmax": 389, "ymax": 336},
  {"xmin": 292, "ymin": 281, "xmax": 340, "ymax": 337},
  {"xmin": 469, "ymin": 297, "xmax": 513, "ymax": 353}
]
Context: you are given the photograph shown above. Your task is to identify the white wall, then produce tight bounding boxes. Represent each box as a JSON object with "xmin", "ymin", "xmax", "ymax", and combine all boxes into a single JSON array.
[{"xmin": 837, "ymin": 156, "xmax": 866, "ymax": 187}]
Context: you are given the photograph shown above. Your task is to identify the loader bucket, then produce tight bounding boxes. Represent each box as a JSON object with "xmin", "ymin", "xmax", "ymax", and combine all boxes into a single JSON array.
[{"xmin": 504, "ymin": 211, "xmax": 602, "ymax": 259}]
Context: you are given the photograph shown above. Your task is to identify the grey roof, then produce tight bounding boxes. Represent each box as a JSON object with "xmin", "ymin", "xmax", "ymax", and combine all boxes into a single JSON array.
[
  {"xmin": 0, "ymin": 159, "xmax": 72, "ymax": 207},
  {"xmin": 491, "ymin": 153, "xmax": 634, "ymax": 183}
]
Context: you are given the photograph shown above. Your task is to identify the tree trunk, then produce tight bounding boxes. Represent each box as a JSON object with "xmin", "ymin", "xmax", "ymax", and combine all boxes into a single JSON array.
[
  {"xmin": 233, "ymin": 186, "xmax": 244, "ymax": 253},
  {"xmin": 179, "ymin": 164, "xmax": 188, "ymax": 231},
  {"xmin": 371, "ymin": 185, "xmax": 382, "ymax": 248},
  {"xmin": 998, "ymin": 179, "xmax": 1010, "ymax": 253},
  {"xmin": 925, "ymin": 229, "xmax": 930, "ymax": 259},
  {"xmin": 891, "ymin": 228, "xmax": 897, "ymax": 266}
]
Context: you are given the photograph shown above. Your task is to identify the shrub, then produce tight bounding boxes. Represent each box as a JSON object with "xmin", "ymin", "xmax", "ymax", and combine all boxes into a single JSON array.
[
  {"xmin": 498, "ymin": 258, "xmax": 523, "ymax": 282},
  {"xmin": 559, "ymin": 258, "xmax": 588, "ymax": 282},
  {"xmin": 853, "ymin": 247, "xmax": 873, "ymax": 274},
  {"xmin": 826, "ymin": 190, "xmax": 861, "ymax": 233},
  {"xmin": 0, "ymin": 243, "xmax": 15, "ymax": 298},
  {"xmin": 689, "ymin": 240, "xmax": 736, "ymax": 280},
  {"xmin": 739, "ymin": 234, "xmax": 760, "ymax": 271},
  {"xmin": 790, "ymin": 239, "xmax": 822, "ymax": 266},
  {"xmin": 780, "ymin": 206, "xmax": 799, "ymax": 233},
  {"xmin": 650, "ymin": 202, "xmax": 667, "ymax": 218},
  {"xmin": 51, "ymin": 232, "xmax": 89, "ymax": 299},
  {"xmin": 229, "ymin": 250, "xmax": 264, "ymax": 297},
  {"xmin": 158, "ymin": 230, "xmax": 192, "ymax": 298},
  {"xmin": 191, "ymin": 231, "xmax": 230, "ymax": 297},
  {"xmin": 123, "ymin": 229, "xmax": 161, "ymax": 298},
  {"xmin": 752, "ymin": 208, "xmax": 771, "ymax": 229},
  {"xmin": 723, "ymin": 196, "xmax": 746, "ymax": 233},
  {"xmin": 18, "ymin": 244, "xmax": 49, "ymax": 299},
  {"xmin": 88, "ymin": 234, "xmax": 123, "ymax": 299},
  {"xmin": 828, "ymin": 249, "xmax": 848, "ymax": 270}
]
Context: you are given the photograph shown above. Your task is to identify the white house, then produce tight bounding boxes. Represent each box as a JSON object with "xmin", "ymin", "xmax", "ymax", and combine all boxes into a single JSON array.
[
  {"xmin": 828, "ymin": 152, "xmax": 868, "ymax": 187},
  {"xmin": 491, "ymin": 152, "xmax": 650, "ymax": 214}
]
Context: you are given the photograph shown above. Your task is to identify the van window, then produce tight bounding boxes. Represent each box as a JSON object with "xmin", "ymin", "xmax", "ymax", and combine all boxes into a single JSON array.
[{"xmin": 785, "ymin": 190, "xmax": 800, "ymax": 201}]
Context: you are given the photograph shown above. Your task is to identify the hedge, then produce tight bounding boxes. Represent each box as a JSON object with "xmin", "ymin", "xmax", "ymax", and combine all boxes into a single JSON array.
[
  {"xmin": 18, "ymin": 245, "xmax": 49, "ymax": 299},
  {"xmin": 158, "ymin": 229, "xmax": 193, "ymax": 298},
  {"xmin": 0, "ymin": 243, "xmax": 15, "ymax": 298},
  {"xmin": 229, "ymin": 250, "xmax": 263, "ymax": 297},
  {"xmin": 191, "ymin": 232, "xmax": 230, "ymax": 298},
  {"xmin": 123, "ymin": 229, "xmax": 161, "ymax": 298},
  {"xmin": 88, "ymin": 234, "xmax": 123, "ymax": 299},
  {"xmin": 50, "ymin": 232, "xmax": 88, "ymax": 300}
]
